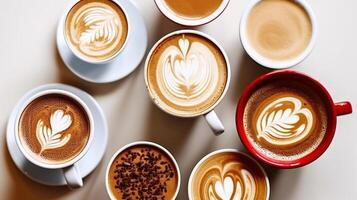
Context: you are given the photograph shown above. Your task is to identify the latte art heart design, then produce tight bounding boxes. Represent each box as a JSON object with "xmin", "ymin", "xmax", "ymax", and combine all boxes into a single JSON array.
[
  {"xmin": 213, "ymin": 176, "xmax": 234, "ymax": 200},
  {"xmin": 158, "ymin": 36, "xmax": 219, "ymax": 107},
  {"xmin": 256, "ymin": 96, "xmax": 314, "ymax": 146},
  {"xmin": 36, "ymin": 110, "xmax": 73, "ymax": 153}
]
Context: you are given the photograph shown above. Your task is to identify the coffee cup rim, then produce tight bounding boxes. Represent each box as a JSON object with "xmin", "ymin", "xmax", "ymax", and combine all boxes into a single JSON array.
[
  {"xmin": 187, "ymin": 149, "xmax": 270, "ymax": 200},
  {"xmin": 235, "ymin": 70, "xmax": 338, "ymax": 168},
  {"xmin": 14, "ymin": 88, "xmax": 95, "ymax": 169},
  {"xmin": 154, "ymin": 0, "xmax": 230, "ymax": 26},
  {"xmin": 239, "ymin": 0, "xmax": 317, "ymax": 69},
  {"xmin": 144, "ymin": 29, "xmax": 231, "ymax": 118},
  {"xmin": 105, "ymin": 141, "xmax": 181, "ymax": 200},
  {"xmin": 61, "ymin": 0, "xmax": 131, "ymax": 64}
]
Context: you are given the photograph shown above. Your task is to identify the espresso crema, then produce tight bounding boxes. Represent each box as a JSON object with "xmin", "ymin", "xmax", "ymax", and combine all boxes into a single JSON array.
[{"xmin": 147, "ymin": 33, "xmax": 228, "ymax": 117}]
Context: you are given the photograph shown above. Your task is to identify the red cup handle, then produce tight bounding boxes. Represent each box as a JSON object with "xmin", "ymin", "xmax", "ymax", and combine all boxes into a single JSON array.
[{"xmin": 335, "ymin": 101, "xmax": 352, "ymax": 116}]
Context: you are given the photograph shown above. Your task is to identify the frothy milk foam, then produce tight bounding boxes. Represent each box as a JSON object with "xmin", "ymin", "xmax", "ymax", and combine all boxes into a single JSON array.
[{"xmin": 243, "ymin": 80, "xmax": 328, "ymax": 160}]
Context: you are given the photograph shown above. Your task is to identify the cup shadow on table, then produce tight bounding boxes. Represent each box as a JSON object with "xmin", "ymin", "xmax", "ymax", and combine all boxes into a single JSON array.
[
  {"xmin": 230, "ymin": 52, "xmax": 272, "ymax": 103},
  {"xmin": 53, "ymin": 38, "xmax": 130, "ymax": 97},
  {"xmin": 2, "ymin": 121, "xmax": 106, "ymax": 199}
]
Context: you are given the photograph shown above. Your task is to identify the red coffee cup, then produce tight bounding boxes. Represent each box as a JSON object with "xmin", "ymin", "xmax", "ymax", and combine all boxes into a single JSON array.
[{"xmin": 235, "ymin": 70, "xmax": 352, "ymax": 168}]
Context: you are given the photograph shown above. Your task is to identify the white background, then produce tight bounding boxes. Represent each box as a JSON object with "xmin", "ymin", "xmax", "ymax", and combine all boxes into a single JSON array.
[{"xmin": 0, "ymin": 0, "xmax": 356, "ymax": 199}]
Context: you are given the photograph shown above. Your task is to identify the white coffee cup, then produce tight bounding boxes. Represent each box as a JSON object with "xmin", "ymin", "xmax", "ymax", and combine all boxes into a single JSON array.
[
  {"xmin": 59, "ymin": 0, "xmax": 130, "ymax": 64},
  {"xmin": 154, "ymin": 0, "xmax": 230, "ymax": 26},
  {"xmin": 105, "ymin": 141, "xmax": 181, "ymax": 199},
  {"xmin": 14, "ymin": 89, "xmax": 95, "ymax": 188},
  {"xmin": 239, "ymin": 0, "xmax": 317, "ymax": 69},
  {"xmin": 188, "ymin": 149, "xmax": 270, "ymax": 200},
  {"xmin": 144, "ymin": 30, "xmax": 231, "ymax": 135}
]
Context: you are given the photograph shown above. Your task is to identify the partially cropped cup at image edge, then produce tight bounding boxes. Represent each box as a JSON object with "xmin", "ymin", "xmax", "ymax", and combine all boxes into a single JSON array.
[
  {"xmin": 14, "ymin": 88, "xmax": 95, "ymax": 188},
  {"xmin": 236, "ymin": 70, "xmax": 352, "ymax": 168},
  {"xmin": 144, "ymin": 29, "xmax": 231, "ymax": 135},
  {"xmin": 60, "ymin": 0, "xmax": 130, "ymax": 64},
  {"xmin": 105, "ymin": 141, "xmax": 181, "ymax": 199},
  {"xmin": 240, "ymin": 0, "xmax": 317, "ymax": 69},
  {"xmin": 188, "ymin": 149, "xmax": 270, "ymax": 199},
  {"xmin": 154, "ymin": 0, "xmax": 230, "ymax": 26}
]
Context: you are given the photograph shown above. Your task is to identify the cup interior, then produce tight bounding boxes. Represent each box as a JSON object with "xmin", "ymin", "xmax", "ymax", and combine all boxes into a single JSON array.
[
  {"xmin": 14, "ymin": 89, "xmax": 94, "ymax": 169},
  {"xmin": 144, "ymin": 29, "xmax": 231, "ymax": 118},
  {"xmin": 239, "ymin": 0, "xmax": 317, "ymax": 69},
  {"xmin": 236, "ymin": 70, "xmax": 337, "ymax": 168},
  {"xmin": 188, "ymin": 149, "xmax": 270, "ymax": 200},
  {"xmin": 154, "ymin": 0, "xmax": 230, "ymax": 26},
  {"xmin": 105, "ymin": 141, "xmax": 181, "ymax": 199},
  {"xmin": 62, "ymin": 0, "xmax": 130, "ymax": 64}
]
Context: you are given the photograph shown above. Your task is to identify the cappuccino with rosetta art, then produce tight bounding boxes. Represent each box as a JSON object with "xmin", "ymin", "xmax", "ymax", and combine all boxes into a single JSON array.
[
  {"xmin": 243, "ymin": 80, "xmax": 328, "ymax": 160},
  {"xmin": 65, "ymin": 0, "xmax": 128, "ymax": 62},
  {"xmin": 190, "ymin": 151, "xmax": 268, "ymax": 200},
  {"xmin": 18, "ymin": 94, "xmax": 90, "ymax": 165},
  {"xmin": 146, "ymin": 33, "xmax": 228, "ymax": 117}
]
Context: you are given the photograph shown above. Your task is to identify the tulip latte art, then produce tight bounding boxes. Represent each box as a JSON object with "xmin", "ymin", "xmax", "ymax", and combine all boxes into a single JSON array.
[
  {"xmin": 190, "ymin": 152, "xmax": 268, "ymax": 200},
  {"xmin": 244, "ymin": 81, "xmax": 328, "ymax": 160},
  {"xmin": 18, "ymin": 94, "xmax": 90, "ymax": 165},
  {"xmin": 65, "ymin": 0, "xmax": 128, "ymax": 62},
  {"xmin": 147, "ymin": 33, "xmax": 228, "ymax": 116}
]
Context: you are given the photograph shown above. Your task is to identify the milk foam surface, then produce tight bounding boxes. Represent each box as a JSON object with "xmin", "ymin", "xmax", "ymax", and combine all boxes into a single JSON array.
[
  {"xmin": 147, "ymin": 33, "xmax": 227, "ymax": 117},
  {"xmin": 65, "ymin": 0, "xmax": 128, "ymax": 62},
  {"xmin": 190, "ymin": 152, "xmax": 268, "ymax": 200}
]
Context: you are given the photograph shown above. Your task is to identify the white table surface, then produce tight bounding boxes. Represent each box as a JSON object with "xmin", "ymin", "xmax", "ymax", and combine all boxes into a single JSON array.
[{"xmin": 0, "ymin": 0, "xmax": 356, "ymax": 199}]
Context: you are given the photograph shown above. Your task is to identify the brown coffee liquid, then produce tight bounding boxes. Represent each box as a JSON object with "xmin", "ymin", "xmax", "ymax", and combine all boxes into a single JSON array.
[
  {"xmin": 147, "ymin": 33, "xmax": 228, "ymax": 117},
  {"xmin": 243, "ymin": 80, "xmax": 328, "ymax": 160},
  {"xmin": 19, "ymin": 94, "xmax": 90, "ymax": 165},
  {"xmin": 108, "ymin": 145, "xmax": 178, "ymax": 199},
  {"xmin": 247, "ymin": 0, "xmax": 312, "ymax": 61},
  {"xmin": 163, "ymin": 0, "xmax": 224, "ymax": 19},
  {"xmin": 65, "ymin": 0, "xmax": 128, "ymax": 62},
  {"xmin": 190, "ymin": 152, "xmax": 268, "ymax": 199}
]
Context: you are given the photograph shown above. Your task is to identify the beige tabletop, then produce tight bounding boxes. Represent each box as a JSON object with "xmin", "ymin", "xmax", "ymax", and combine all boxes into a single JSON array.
[{"xmin": 0, "ymin": 0, "xmax": 356, "ymax": 199}]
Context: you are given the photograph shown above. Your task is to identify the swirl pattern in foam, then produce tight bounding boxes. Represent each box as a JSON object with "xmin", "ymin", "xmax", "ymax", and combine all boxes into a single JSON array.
[
  {"xmin": 255, "ymin": 97, "xmax": 314, "ymax": 147},
  {"xmin": 147, "ymin": 33, "xmax": 228, "ymax": 116},
  {"xmin": 65, "ymin": 0, "xmax": 128, "ymax": 62},
  {"xmin": 190, "ymin": 152, "xmax": 268, "ymax": 200}
]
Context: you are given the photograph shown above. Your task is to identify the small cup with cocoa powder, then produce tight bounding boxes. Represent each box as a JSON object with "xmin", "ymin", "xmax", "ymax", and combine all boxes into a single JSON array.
[{"xmin": 105, "ymin": 141, "xmax": 181, "ymax": 199}]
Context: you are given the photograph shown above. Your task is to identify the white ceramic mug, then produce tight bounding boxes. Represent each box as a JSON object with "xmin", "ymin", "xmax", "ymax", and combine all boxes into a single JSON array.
[
  {"xmin": 154, "ymin": 0, "xmax": 230, "ymax": 26},
  {"xmin": 105, "ymin": 141, "xmax": 181, "ymax": 199},
  {"xmin": 144, "ymin": 30, "xmax": 231, "ymax": 135},
  {"xmin": 188, "ymin": 149, "xmax": 270, "ymax": 200},
  {"xmin": 239, "ymin": 0, "xmax": 317, "ymax": 69},
  {"xmin": 14, "ymin": 89, "xmax": 95, "ymax": 188},
  {"xmin": 59, "ymin": 0, "xmax": 130, "ymax": 64}
]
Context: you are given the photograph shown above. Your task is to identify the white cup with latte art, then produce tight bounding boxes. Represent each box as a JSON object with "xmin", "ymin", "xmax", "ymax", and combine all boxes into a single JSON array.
[
  {"xmin": 144, "ymin": 30, "xmax": 231, "ymax": 135},
  {"xmin": 240, "ymin": 0, "xmax": 317, "ymax": 69},
  {"xmin": 61, "ymin": 0, "xmax": 130, "ymax": 64},
  {"xmin": 14, "ymin": 88, "xmax": 95, "ymax": 188}
]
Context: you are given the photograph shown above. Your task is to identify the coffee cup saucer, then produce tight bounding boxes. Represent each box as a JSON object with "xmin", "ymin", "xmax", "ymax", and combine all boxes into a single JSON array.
[
  {"xmin": 6, "ymin": 83, "xmax": 108, "ymax": 186},
  {"xmin": 56, "ymin": 0, "xmax": 147, "ymax": 84}
]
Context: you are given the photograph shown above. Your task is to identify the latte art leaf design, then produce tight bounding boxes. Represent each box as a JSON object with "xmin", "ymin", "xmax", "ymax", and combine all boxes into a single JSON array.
[
  {"xmin": 256, "ymin": 97, "xmax": 313, "ymax": 146},
  {"xmin": 78, "ymin": 7, "xmax": 119, "ymax": 47},
  {"xmin": 36, "ymin": 110, "xmax": 72, "ymax": 153}
]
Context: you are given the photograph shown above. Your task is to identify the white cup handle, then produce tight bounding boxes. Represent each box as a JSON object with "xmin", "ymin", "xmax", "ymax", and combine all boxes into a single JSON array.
[
  {"xmin": 63, "ymin": 164, "xmax": 83, "ymax": 188},
  {"xmin": 204, "ymin": 110, "xmax": 224, "ymax": 135}
]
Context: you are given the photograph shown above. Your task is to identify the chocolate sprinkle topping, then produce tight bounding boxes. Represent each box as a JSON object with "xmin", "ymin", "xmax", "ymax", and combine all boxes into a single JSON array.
[{"xmin": 112, "ymin": 147, "xmax": 176, "ymax": 199}]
